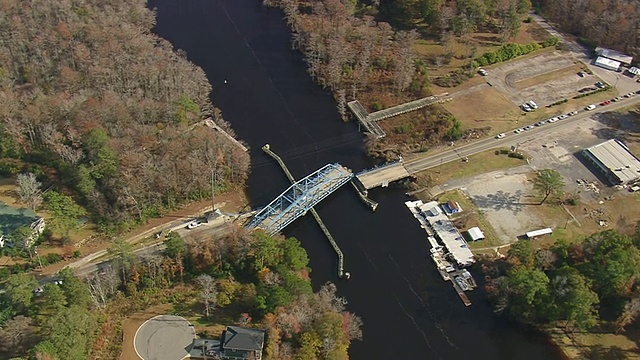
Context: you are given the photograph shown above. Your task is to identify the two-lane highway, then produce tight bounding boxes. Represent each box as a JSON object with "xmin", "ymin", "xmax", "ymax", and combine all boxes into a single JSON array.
[{"xmin": 404, "ymin": 94, "xmax": 640, "ymax": 173}]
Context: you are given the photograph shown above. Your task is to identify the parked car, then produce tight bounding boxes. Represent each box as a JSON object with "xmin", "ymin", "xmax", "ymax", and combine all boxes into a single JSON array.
[
  {"xmin": 612, "ymin": 97, "xmax": 622, "ymax": 102},
  {"xmin": 568, "ymin": 111, "xmax": 578, "ymax": 116},
  {"xmin": 577, "ymin": 72, "xmax": 585, "ymax": 77},
  {"xmin": 547, "ymin": 117, "xmax": 558, "ymax": 123},
  {"xmin": 521, "ymin": 103, "xmax": 533, "ymax": 112},
  {"xmin": 478, "ymin": 68, "xmax": 488, "ymax": 76},
  {"xmin": 495, "ymin": 133, "xmax": 506, "ymax": 139},
  {"xmin": 558, "ymin": 114, "xmax": 569, "ymax": 120},
  {"xmin": 187, "ymin": 220, "xmax": 203, "ymax": 229},
  {"xmin": 525, "ymin": 125, "xmax": 535, "ymax": 130},
  {"xmin": 585, "ymin": 104, "xmax": 596, "ymax": 110},
  {"xmin": 595, "ymin": 81, "xmax": 606, "ymax": 89},
  {"xmin": 625, "ymin": 92, "xmax": 636, "ymax": 98},
  {"xmin": 514, "ymin": 128, "xmax": 525, "ymax": 134},
  {"xmin": 527, "ymin": 100, "xmax": 538, "ymax": 109},
  {"xmin": 600, "ymin": 100, "xmax": 611, "ymax": 106}
]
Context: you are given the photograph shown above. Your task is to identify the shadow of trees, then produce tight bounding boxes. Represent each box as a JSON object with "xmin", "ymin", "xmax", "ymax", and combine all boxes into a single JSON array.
[
  {"xmin": 579, "ymin": 344, "xmax": 628, "ymax": 360},
  {"xmin": 470, "ymin": 189, "xmax": 532, "ymax": 214}
]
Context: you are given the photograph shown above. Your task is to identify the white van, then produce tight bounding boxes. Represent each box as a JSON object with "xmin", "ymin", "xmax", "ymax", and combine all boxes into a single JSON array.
[
  {"xmin": 585, "ymin": 104, "xmax": 596, "ymax": 111},
  {"xmin": 527, "ymin": 100, "xmax": 538, "ymax": 109}
]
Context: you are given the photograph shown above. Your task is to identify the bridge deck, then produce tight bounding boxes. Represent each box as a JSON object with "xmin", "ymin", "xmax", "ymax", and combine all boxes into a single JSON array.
[
  {"xmin": 246, "ymin": 163, "xmax": 353, "ymax": 235},
  {"xmin": 356, "ymin": 162, "xmax": 410, "ymax": 189}
]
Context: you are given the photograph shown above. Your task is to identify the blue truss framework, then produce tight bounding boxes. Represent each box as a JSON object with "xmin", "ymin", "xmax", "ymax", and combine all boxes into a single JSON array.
[{"xmin": 246, "ymin": 163, "xmax": 353, "ymax": 235}]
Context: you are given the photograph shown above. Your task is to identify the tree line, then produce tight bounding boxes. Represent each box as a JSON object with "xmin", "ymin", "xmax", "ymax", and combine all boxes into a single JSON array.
[
  {"xmin": 485, "ymin": 228, "xmax": 640, "ymax": 335},
  {"xmin": 533, "ymin": 0, "xmax": 640, "ymax": 58},
  {"xmin": 0, "ymin": 0, "xmax": 250, "ymax": 232},
  {"xmin": 0, "ymin": 227, "xmax": 362, "ymax": 359}
]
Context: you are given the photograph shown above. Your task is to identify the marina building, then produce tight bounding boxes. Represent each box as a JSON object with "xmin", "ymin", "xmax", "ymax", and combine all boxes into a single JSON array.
[{"xmin": 409, "ymin": 200, "xmax": 475, "ymax": 267}]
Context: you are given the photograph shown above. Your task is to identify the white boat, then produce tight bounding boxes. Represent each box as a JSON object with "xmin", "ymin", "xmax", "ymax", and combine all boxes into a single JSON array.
[{"xmin": 455, "ymin": 276, "xmax": 469, "ymax": 291}]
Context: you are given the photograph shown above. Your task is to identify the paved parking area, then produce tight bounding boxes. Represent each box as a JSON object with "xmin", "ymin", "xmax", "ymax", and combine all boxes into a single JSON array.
[{"xmin": 134, "ymin": 315, "xmax": 196, "ymax": 360}]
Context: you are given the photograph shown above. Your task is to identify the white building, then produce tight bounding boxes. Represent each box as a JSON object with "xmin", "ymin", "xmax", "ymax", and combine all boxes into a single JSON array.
[{"xmin": 594, "ymin": 56, "xmax": 621, "ymax": 72}]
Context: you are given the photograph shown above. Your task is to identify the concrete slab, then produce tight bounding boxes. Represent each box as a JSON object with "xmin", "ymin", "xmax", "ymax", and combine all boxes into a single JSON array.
[{"xmin": 134, "ymin": 315, "xmax": 196, "ymax": 360}]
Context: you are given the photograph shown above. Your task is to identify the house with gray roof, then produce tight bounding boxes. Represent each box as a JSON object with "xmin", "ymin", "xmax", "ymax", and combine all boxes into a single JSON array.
[
  {"xmin": 189, "ymin": 326, "xmax": 266, "ymax": 360},
  {"xmin": 220, "ymin": 326, "xmax": 265, "ymax": 360}
]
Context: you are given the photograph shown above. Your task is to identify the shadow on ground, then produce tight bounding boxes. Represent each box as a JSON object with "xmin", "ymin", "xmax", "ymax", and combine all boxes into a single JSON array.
[{"xmin": 470, "ymin": 189, "xmax": 531, "ymax": 213}]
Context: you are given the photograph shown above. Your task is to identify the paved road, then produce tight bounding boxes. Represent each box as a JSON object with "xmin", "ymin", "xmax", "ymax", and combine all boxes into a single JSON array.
[{"xmin": 404, "ymin": 95, "xmax": 640, "ymax": 174}]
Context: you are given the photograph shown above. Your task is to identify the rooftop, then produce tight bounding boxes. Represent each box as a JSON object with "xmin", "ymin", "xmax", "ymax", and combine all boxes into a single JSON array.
[
  {"xmin": 222, "ymin": 326, "xmax": 265, "ymax": 352},
  {"xmin": 414, "ymin": 200, "xmax": 475, "ymax": 266},
  {"xmin": 595, "ymin": 46, "xmax": 633, "ymax": 64},
  {"xmin": 595, "ymin": 56, "xmax": 621, "ymax": 70},
  {"xmin": 584, "ymin": 139, "xmax": 640, "ymax": 184},
  {"xmin": 0, "ymin": 201, "xmax": 39, "ymax": 237}
]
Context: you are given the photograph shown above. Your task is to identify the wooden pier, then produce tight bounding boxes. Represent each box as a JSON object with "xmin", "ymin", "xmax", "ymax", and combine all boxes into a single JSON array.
[
  {"xmin": 203, "ymin": 118, "xmax": 249, "ymax": 152},
  {"xmin": 262, "ymin": 144, "xmax": 350, "ymax": 279},
  {"xmin": 347, "ymin": 95, "xmax": 443, "ymax": 139},
  {"xmin": 347, "ymin": 101, "xmax": 386, "ymax": 138}
]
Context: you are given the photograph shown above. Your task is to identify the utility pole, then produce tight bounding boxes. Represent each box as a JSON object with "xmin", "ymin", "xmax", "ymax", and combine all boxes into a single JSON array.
[{"xmin": 211, "ymin": 158, "xmax": 217, "ymax": 213}]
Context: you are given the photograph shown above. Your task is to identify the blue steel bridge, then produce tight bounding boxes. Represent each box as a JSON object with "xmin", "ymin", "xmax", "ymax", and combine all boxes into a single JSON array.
[{"xmin": 245, "ymin": 163, "xmax": 354, "ymax": 236}]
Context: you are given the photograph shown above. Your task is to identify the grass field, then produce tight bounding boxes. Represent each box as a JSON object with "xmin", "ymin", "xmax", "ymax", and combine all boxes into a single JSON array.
[
  {"xmin": 413, "ymin": 148, "xmax": 528, "ymax": 187},
  {"xmin": 443, "ymin": 87, "xmax": 521, "ymax": 134}
]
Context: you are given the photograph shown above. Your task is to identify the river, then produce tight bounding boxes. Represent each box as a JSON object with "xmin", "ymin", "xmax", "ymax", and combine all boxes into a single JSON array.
[{"xmin": 148, "ymin": 1, "xmax": 566, "ymax": 359}]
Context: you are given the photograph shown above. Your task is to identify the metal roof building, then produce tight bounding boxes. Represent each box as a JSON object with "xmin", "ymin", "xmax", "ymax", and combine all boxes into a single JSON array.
[
  {"xmin": 582, "ymin": 139, "xmax": 640, "ymax": 185},
  {"xmin": 594, "ymin": 56, "xmax": 621, "ymax": 72},
  {"xmin": 595, "ymin": 47, "xmax": 634, "ymax": 65}
]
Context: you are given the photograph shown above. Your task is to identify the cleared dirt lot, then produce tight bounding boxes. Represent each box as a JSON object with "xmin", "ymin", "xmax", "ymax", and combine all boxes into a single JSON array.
[
  {"xmin": 428, "ymin": 112, "xmax": 640, "ymax": 244},
  {"xmin": 486, "ymin": 50, "xmax": 602, "ymax": 106}
]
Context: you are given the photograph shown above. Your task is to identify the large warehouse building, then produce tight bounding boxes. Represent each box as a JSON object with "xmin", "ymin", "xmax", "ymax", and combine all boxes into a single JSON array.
[{"xmin": 582, "ymin": 139, "xmax": 640, "ymax": 185}]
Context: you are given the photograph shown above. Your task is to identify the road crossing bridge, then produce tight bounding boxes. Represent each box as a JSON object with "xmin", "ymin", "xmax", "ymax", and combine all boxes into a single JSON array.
[{"xmin": 245, "ymin": 162, "xmax": 353, "ymax": 236}]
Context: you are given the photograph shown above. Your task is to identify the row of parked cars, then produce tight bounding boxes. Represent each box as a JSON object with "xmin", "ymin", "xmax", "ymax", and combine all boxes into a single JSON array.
[
  {"xmin": 586, "ymin": 90, "xmax": 640, "ymax": 110},
  {"xmin": 511, "ymin": 111, "xmax": 578, "ymax": 135}
]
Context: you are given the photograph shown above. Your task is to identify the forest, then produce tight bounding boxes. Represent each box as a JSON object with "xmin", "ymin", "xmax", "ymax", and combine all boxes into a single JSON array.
[
  {"xmin": 0, "ymin": 229, "xmax": 362, "ymax": 359},
  {"xmin": 485, "ymin": 229, "xmax": 640, "ymax": 337},
  {"xmin": 534, "ymin": 0, "xmax": 640, "ymax": 58},
  {"xmin": 0, "ymin": 0, "xmax": 250, "ymax": 232}
]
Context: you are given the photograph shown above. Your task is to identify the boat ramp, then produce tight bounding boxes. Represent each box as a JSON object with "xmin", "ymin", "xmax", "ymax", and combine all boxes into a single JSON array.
[{"xmin": 405, "ymin": 200, "xmax": 477, "ymax": 306}]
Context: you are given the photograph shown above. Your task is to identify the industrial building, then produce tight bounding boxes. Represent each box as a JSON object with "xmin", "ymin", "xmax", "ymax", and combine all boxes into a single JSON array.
[
  {"xmin": 594, "ymin": 56, "xmax": 621, "ymax": 72},
  {"xmin": 595, "ymin": 47, "xmax": 634, "ymax": 65},
  {"xmin": 582, "ymin": 139, "xmax": 640, "ymax": 185}
]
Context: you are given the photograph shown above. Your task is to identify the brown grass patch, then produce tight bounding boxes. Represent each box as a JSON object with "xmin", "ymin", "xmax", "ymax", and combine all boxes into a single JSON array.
[
  {"xmin": 442, "ymin": 87, "xmax": 521, "ymax": 133},
  {"xmin": 515, "ymin": 64, "xmax": 584, "ymax": 90},
  {"xmin": 413, "ymin": 149, "xmax": 527, "ymax": 188}
]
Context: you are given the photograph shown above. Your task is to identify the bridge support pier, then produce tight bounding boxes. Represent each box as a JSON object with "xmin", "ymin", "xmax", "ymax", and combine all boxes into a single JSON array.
[{"xmin": 261, "ymin": 144, "xmax": 350, "ymax": 279}]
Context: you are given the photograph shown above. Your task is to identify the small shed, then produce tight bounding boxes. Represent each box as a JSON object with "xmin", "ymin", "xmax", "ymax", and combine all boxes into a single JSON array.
[
  {"xmin": 595, "ymin": 56, "xmax": 621, "ymax": 71},
  {"xmin": 445, "ymin": 200, "xmax": 461, "ymax": 214},
  {"xmin": 467, "ymin": 227, "xmax": 485, "ymax": 241},
  {"xmin": 526, "ymin": 228, "xmax": 552, "ymax": 239}
]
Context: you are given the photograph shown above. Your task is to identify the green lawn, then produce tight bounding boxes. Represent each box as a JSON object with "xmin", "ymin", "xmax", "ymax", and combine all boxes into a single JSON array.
[{"xmin": 416, "ymin": 149, "xmax": 527, "ymax": 187}]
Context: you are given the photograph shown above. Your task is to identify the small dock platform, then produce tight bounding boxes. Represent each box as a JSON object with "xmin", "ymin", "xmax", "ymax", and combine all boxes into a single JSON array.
[{"xmin": 405, "ymin": 200, "xmax": 477, "ymax": 306}]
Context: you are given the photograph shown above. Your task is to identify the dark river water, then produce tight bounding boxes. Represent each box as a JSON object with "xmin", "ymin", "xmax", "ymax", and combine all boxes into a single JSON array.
[{"xmin": 148, "ymin": 1, "xmax": 566, "ymax": 359}]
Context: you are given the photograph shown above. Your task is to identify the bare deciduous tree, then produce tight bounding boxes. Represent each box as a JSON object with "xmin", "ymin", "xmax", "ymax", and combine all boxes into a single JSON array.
[
  {"xmin": 16, "ymin": 172, "xmax": 42, "ymax": 210},
  {"xmin": 196, "ymin": 274, "xmax": 217, "ymax": 318}
]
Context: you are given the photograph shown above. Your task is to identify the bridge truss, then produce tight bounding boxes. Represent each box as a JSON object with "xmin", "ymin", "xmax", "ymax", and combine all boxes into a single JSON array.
[{"xmin": 246, "ymin": 163, "xmax": 353, "ymax": 235}]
